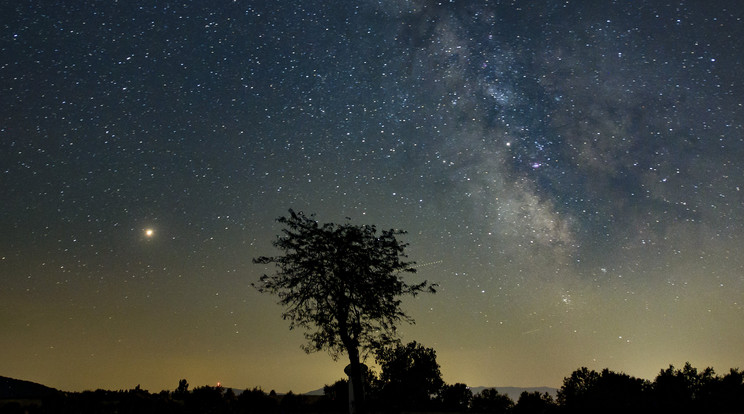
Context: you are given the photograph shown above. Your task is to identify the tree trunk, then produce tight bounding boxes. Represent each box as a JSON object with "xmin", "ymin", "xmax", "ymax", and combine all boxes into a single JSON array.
[
  {"xmin": 346, "ymin": 347, "xmax": 365, "ymax": 414},
  {"xmin": 338, "ymin": 299, "xmax": 364, "ymax": 414}
]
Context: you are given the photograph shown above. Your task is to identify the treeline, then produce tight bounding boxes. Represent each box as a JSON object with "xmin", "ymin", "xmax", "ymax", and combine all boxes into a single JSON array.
[
  {"xmin": 2, "ymin": 357, "xmax": 743, "ymax": 413},
  {"xmin": 553, "ymin": 363, "xmax": 744, "ymax": 414}
]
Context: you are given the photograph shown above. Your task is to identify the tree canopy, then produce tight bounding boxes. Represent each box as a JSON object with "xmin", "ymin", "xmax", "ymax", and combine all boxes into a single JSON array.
[
  {"xmin": 375, "ymin": 341, "xmax": 445, "ymax": 411},
  {"xmin": 253, "ymin": 209, "xmax": 436, "ymax": 413},
  {"xmin": 470, "ymin": 388, "xmax": 515, "ymax": 414}
]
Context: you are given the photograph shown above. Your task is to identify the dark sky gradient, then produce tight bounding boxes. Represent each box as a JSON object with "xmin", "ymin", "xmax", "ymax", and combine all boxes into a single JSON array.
[{"xmin": 2, "ymin": 1, "xmax": 743, "ymax": 393}]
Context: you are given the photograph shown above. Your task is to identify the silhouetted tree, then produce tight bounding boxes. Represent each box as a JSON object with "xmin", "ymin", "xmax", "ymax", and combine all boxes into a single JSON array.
[
  {"xmin": 653, "ymin": 362, "xmax": 721, "ymax": 413},
  {"xmin": 175, "ymin": 379, "xmax": 189, "ymax": 397},
  {"xmin": 236, "ymin": 387, "xmax": 278, "ymax": 414},
  {"xmin": 321, "ymin": 379, "xmax": 349, "ymax": 413},
  {"xmin": 513, "ymin": 391, "xmax": 556, "ymax": 414},
  {"xmin": 187, "ymin": 385, "xmax": 227, "ymax": 414},
  {"xmin": 438, "ymin": 383, "xmax": 472, "ymax": 412},
  {"xmin": 254, "ymin": 210, "xmax": 436, "ymax": 414},
  {"xmin": 557, "ymin": 368, "xmax": 649, "ymax": 413},
  {"xmin": 713, "ymin": 368, "xmax": 744, "ymax": 413},
  {"xmin": 595, "ymin": 369, "xmax": 648, "ymax": 413},
  {"xmin": 375, "ymin": 341, "xmax": 444, "ymax": 412},
  {"xmin": 280, "ymin": 391, "xmax": 308, "ymax": 413},
  {"xmin": 653, "ymin": 363, "xmax": 693, "ymax": 412},
  {"xmin": 224, "ymin": 388, "xmax": 237, "ymax": 412},
  {"xmin": 556, "ymin": 367, "xmax": 600, "ymax": 410},
  {"xmin": 324, "ymin": 379, "xmax": 349, "ymax": 400},
  {"xmin": 470, "ymin": 388, "xmax": 514, "ymax": 414}
]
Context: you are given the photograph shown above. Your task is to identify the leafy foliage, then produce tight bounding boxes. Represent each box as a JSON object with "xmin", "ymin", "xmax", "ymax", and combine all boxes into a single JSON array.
[
  {"xmin": 513, "ymin": 391, "xmax": 556, "ymax": 414},
  {"xmin": 558, "ymin": 367, "xmax": 648, "ymax": 413},
  {"xmin": 556, "ymin": 367, "xmax": 601, "ymax": 407},
  {"xmin": 470, "ymin": 388, "xmax": 514, "ymax": 414},
  {"xmin": 374, "ymin": 341, "xmax": 445, "ymax": 411},
  {"xmin": 439, "ymin": 383, "xmax": 473, "ymax": 412},
  {"xmin": 557, "ymin": 363, "xmax": 744, "ymax": 414},
  {"xmin": 253, "ymin": 209, "xmax": 436, "ymax": 360}
]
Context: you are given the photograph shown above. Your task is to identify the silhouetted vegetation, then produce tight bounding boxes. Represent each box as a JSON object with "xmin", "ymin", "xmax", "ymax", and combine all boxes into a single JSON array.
[
  {"xmin": 470, "ymin": 388, "xmax": 515, "ymax": 414},
  {"xmin": 2, "ymin": 361, "xmax": 743, "ymax": 413},
  {"xmin": 513, "ymin": 391, "xmax": 556, "ymax": 414},
  {"xmin": 555, "ymin": 363, "xmax": 744, "ymax": 414},
  {"xmin": 373, "ymin": 341, "xmax": 445, "ymax": 412},
  {"xmin": 438, "ymin": 383, "xmax": 472, "ymax": 412},
  {"xmin": 253, "ymin": 210, "xmax": 436, "ymax": 414}
]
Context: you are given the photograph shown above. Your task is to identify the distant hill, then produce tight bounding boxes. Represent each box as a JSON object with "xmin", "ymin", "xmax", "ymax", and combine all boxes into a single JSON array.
[
  {"xmin": 302, "ymin": 387, "xmax": 326, "ymax": 396},
  {"xmin": 0, "ymin": 376, "xmax": 59, "ymax": 399}
]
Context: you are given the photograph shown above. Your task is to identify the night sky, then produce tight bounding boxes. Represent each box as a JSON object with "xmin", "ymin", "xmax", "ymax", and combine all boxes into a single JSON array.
[{"xmin": 2, "ymin": 1, "xmax": 743, "ymax": 394}]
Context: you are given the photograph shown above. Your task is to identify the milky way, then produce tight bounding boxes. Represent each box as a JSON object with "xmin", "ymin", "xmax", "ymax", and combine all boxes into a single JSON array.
[{"xmin": 2, "ymin": 1, "xmax": 743, "ymax": 393}]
